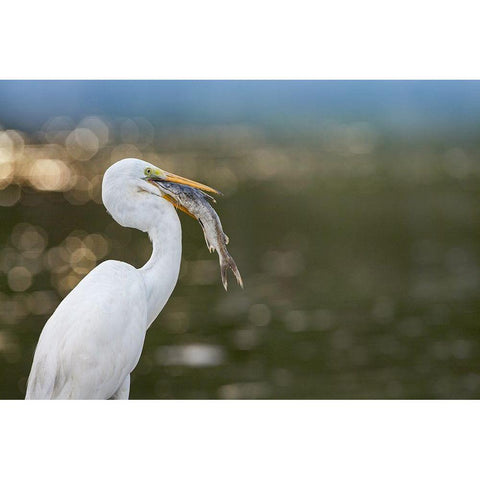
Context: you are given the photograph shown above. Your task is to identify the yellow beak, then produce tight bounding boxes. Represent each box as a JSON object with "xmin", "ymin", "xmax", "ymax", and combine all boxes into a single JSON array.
[
  {"xmin": 161, "ymin": 171, "xmax": 221, "ymax": 195},
  {"xmin": 147, "ymin": 168, "xmax": 220, "ymax": 218}
]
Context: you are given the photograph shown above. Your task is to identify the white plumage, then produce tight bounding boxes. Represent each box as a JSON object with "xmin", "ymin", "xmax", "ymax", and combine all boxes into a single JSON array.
[{"xmin": 26, "ymin": 158, "xmax": 187, "ymax": 399}]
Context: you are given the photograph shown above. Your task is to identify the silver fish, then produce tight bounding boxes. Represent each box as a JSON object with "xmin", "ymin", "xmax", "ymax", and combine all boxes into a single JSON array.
[{"xmin": 153, "ymin": 180, "xmax": 243, "ymax": 290}]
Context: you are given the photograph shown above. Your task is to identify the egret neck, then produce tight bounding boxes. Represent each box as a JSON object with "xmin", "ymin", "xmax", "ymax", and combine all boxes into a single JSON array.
[{"xmin": 139, "ymin": 203, "xmax": 182, "ymax": 328}]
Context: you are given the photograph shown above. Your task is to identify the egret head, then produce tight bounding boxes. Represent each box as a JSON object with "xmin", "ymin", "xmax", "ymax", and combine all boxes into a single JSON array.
[{"xmin": 102, "ymin": 158, "xmax": 218, "ymax": 232}]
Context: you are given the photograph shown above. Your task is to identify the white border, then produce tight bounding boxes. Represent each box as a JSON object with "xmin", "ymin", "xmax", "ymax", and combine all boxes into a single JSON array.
[
  {"xmin": 1, "ymin": 1, "xmax": 480, "ymax": 79},
  {"xmin": 2, "ymin": 401, "xmax": 479, "ymax": 479}
]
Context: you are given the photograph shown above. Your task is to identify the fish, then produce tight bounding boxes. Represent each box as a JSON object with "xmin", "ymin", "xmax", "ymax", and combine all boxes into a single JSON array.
[{"xmin": 152, "ymin": 179, "xmax": 244, "ymax": 291}]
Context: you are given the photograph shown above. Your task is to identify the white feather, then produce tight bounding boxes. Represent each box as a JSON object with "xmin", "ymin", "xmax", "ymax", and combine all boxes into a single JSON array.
[{"xmin": 26, "ymin": 158, "xmax": 182, "ymax": 399}]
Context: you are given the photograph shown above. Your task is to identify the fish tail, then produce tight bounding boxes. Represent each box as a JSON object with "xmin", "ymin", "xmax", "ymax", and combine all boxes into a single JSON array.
[{"xmin": 220, "ymin": 251, "xmax": 244, "ymax": 291}]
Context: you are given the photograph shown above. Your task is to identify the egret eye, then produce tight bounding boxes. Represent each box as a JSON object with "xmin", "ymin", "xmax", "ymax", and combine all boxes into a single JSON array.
[{"xmin": 145, "ymin": 167, "xmax": 152, "ymax": 176}]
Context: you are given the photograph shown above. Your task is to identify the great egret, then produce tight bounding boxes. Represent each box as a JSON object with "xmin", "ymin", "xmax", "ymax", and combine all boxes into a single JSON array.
[{"xmin": 25, "ymin": 157, "xmax": 234, "ymax": 400}]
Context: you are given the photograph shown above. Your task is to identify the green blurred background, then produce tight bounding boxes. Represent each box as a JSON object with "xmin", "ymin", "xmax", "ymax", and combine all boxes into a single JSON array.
[{"xmin": 1, "ymin": 80, "xmax": 480, "ymax": 399}]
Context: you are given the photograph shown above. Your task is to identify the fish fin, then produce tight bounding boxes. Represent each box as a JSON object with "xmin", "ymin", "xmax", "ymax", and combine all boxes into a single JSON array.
[
  {"xmin": 197, "ymin": 219, "xmax": 216, "ymax": 252},
  {"xmin": 199, "ymin": 190, "xmax": 217, "ymax": 204}
]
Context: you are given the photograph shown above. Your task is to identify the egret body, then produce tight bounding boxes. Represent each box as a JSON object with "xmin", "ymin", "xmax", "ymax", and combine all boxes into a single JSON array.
[{"xmin": 26, "ymin": 158, "xmax": 219, "ymax": 399}]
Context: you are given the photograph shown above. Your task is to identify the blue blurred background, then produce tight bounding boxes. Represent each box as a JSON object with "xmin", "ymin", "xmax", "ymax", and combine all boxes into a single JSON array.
[
  {"xmin": 1, "ymin": 81, "xmax": 480, "ymax": 399},
  {"xmin": 2, "ymin": 80, "xmax": 480, "ymax": 136}
]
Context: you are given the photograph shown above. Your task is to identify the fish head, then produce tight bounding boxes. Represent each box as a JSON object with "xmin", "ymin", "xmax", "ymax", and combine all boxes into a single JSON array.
[{"xmin": 146, "ymin": 168, "xmax": 220, "ymax": 217}]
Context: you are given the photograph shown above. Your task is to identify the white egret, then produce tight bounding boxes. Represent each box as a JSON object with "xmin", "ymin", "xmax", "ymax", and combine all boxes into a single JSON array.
[{"xmin": 25, "ymin": 157, "xmax": 229, "ymax": 400}]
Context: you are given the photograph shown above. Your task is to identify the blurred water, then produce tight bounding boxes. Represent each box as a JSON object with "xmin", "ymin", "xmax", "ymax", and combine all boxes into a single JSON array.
[{"xmin": 1, "ymin": 84, "xmax": 480, "ymax": 398}]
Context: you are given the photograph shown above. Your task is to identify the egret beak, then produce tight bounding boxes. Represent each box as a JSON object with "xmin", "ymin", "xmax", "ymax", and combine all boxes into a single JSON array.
[
  {"xmin": 153, "ymin": 171, "xmax": 221, "ymax": 195},
  {"xmin": 146, "ymin": 169, "xmax": 220, "ymax": 218}
]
